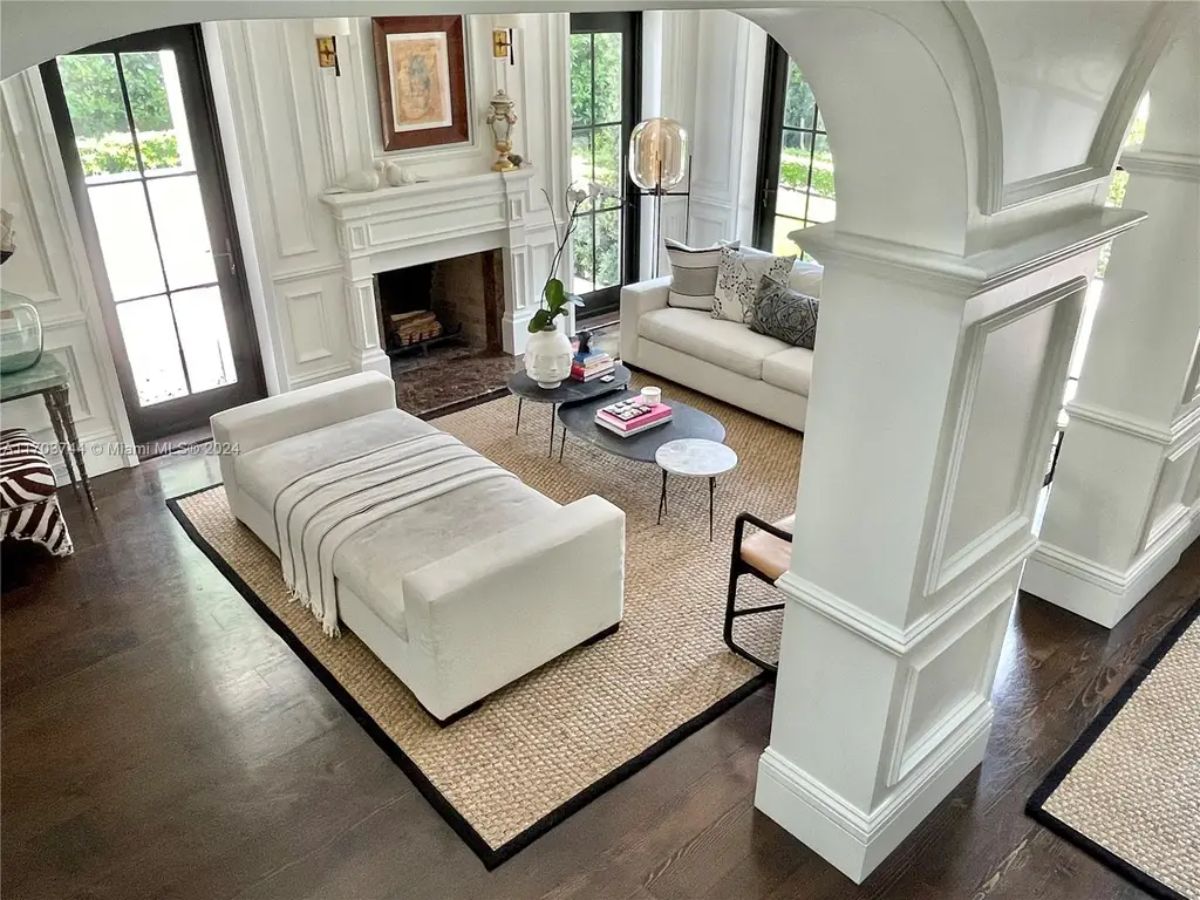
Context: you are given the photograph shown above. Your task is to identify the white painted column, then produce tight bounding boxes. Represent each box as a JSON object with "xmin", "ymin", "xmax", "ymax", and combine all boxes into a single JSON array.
[
  {"xmin": 1021, "ymin": 27, "xmax": 1200, "ymax": 628},
  {"xmin": 343, "ymin": 261, "xmax": 392, "ymax": 379},
  {"xmin": 753, "ymin": 210, "xmax": 1142, "ymax": 883}
]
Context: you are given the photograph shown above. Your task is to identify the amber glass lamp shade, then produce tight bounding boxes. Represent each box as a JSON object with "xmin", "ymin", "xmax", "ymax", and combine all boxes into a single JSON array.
[{"xmin": 628, "ymin": 118, "xmax": 688, "ymax": 192}]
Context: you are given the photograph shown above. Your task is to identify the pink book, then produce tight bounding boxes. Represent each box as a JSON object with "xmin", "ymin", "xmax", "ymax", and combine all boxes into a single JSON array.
[{"xmin": 596, "ymin": 402, "xmax": 672, "ymax": 432}]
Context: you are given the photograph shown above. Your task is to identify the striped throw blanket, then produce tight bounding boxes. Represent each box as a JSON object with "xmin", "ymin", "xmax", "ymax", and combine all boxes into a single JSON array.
[
  {"xmin": 0, "ymin": 428, "xmax": 72, "ymax": 557},
  {"xmin": 271, "ymin": 432, "xmax": 517, "ymax": 635}
]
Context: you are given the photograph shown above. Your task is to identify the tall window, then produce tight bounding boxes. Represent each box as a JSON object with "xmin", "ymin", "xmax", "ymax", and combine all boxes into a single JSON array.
[
  {"xmin": 569, "ymin": 12, "xmax": 640, "ymax": 317},
  {"xmin": 754, "ymin": 39, "xmax": 836, "ymax": 258}
]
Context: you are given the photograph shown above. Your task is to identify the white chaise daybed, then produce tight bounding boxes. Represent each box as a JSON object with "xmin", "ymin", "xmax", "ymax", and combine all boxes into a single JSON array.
[{"xmin": 211, "ymin": 372, "xmax": 625, "ymax": 724}]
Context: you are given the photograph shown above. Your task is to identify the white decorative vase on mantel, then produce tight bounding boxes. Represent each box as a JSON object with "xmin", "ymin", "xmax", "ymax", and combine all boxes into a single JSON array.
[{"xmin": 525, "ymin": 325, "xmax": 573, "ymax": 389}]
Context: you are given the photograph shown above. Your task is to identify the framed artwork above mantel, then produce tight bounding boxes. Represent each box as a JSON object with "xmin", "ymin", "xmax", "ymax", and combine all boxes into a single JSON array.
[{"xmin": 372, "ymin": 15, "xmax": 470, "ymax": 152}]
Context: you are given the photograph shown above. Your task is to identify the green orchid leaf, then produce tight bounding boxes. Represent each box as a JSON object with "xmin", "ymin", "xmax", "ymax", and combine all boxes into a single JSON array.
[
  {"xmin": 544, "ymin": 278, "xmax": 566, "ymax": 312},
  {"xmin": 527, "ymin": 309, "xmax": 553, "ymax": 333}
]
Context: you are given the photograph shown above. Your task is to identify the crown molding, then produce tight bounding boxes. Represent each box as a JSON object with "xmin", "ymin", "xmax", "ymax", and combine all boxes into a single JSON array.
[
  {"xmin": 1120, "ymin": 149, "xmax": 1200, "ymax": 182},
  {"xmin": 790, "ymin": 207, "xmax": 1146, "ymax": 296}
]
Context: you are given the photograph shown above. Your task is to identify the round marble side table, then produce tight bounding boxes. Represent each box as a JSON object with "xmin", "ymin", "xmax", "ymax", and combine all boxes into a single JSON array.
[{"xmin": 655, "ymin": 438, "xmax": 739, "ymax": 541}]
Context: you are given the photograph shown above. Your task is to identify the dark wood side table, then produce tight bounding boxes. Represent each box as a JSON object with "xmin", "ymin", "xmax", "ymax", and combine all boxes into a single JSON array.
[{"xmin": 0, "ymin": 355, "xmax": 97, "ymax": 510}]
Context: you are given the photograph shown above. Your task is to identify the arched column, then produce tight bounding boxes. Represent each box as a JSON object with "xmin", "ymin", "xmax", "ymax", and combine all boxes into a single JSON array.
[
  {"xmin": 1021, "ymin": 22, "xmax": 1200, "ymax": 628},
  {"xmin": 753, "ymin": 208, "xmax": 1139, "ymax": 883},
  {"xmin": 742, "ymin": 4, "xmax": 1147, "ymax": 883}
]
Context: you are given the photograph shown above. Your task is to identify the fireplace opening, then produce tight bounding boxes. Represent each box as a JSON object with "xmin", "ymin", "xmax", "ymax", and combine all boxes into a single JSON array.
[{"xmin": 375, "ymin": 249, "xmax": 504, "ymax": 358}]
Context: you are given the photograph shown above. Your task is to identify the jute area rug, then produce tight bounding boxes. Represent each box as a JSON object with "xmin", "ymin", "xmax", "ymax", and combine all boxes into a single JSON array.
[
  {"xmin": 168, "ymin": 377, "xmax": 798, "ymax": 868},
  {"xmin": 1027, "ymin": 601, "xmax": 1200, "ymax": 899}
]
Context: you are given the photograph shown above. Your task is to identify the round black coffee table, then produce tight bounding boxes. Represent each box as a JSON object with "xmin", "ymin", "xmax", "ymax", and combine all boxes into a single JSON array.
[
  {"xmin": 557, "ymin": 389, "xmax": 726, "ymax": 464},
  {"xmin": 557, "ymin": 390, "xmax": 728, "ymax": 530},
  {"xmin": 507, "ymin": 364, "xmax": 631, "ymax": 457}
]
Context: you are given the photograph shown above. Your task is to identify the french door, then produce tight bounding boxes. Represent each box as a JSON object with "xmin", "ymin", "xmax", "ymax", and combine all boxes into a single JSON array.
[
  {"xmin": 42, "ymin": 26, "xmax": 264, "ymax": 443},
  {"xmin": 753, "ymin": 38, "xmax": 836, "ymax": 259},
  {"xmin": 569, "ymin": 12, "xmax": 641, "ymax": 319}
]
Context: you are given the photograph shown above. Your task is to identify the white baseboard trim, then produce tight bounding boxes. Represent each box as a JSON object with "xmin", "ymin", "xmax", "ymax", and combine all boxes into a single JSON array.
[
  {"xmin": 754, "ymin": 705, "xmax": 993, "ymax": 883},
  {"xmin": 352, "ymin": 347, "xmax": 393, "ymax": 379},
  {"xmin": 1023, "ymin": 511, "xmax": 1200, "ymax": 627}
]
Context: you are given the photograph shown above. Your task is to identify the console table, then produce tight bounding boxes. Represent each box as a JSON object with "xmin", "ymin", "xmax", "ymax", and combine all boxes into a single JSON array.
[{"xmin": 0, "ymin": 356, "xmax": 96, "ymax": 510}]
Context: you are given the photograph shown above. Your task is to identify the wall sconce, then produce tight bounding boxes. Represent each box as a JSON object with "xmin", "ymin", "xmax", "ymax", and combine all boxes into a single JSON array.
[
  {"xmin": 492, "ymin": 27, "xmax": 515, "ymax": 66},
  {"xmin": 314, "ymin": 18, "xmax": 352, "ymax": 76}
]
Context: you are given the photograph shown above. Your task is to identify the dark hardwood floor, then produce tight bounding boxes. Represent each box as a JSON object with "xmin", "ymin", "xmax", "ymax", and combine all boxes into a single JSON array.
[{"xmin": 2, "ymin": 451, "xmax": 1196, "ymax": 900}]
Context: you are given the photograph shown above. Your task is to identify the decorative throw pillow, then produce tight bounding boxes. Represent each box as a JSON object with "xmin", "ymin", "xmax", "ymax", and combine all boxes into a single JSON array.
[
  {"xmin": 712, "ymin": 246, "xmax": 796, "ymax": 324},
  {"xmin": 787, "ymin": 259, "xmax": 824, "ymax": 298},
  {"xmin": 665, "ymin": 239, "xmax": 739, "ymax": 311},
  {"xmin": 751, "ymin": 274, "xmax": 819, "ymax": 349}
]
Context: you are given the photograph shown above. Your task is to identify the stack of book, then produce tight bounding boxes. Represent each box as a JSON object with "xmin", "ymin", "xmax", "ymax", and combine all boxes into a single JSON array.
[
  {"xmin": 595, "ymin": 397, "xmax": 673, "ymax": 438},
  {"xmin": 570, "ymin": 347, "xmax": 614, "ymax": 382},
  {"xmin": 390, "ymin": 310, "xmax": 442, "ymax": 347}
]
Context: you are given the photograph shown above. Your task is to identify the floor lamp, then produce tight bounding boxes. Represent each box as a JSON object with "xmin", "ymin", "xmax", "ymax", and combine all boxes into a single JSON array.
[{"xmin": 629, "ymin": 118, "xmax": 691, "ymax": 278}]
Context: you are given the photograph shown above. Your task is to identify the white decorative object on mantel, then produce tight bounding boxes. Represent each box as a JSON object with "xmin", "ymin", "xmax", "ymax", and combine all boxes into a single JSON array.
[
  {"xmin": 524, "ymin": 326, "xmax": 573, "ymax": 388},
  {"xmin": 383, "ymin": 162, "xmax": 419, "ymax": 187},
  {"xmin": 333, "ymin": 161, "xmax": 384, "ymax": 193}
]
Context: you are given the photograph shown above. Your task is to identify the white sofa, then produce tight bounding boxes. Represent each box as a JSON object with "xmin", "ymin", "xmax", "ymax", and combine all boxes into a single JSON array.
[
  {"xmin": 212, "ymin": 372, "xmax": 625, "ymax": 724},
  {"xmin": 619, "ymin": 264, "xmax": 823, "ymax": 431}
]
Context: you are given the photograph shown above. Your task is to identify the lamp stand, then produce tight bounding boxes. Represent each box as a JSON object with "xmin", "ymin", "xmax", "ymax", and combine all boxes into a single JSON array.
[{"xmin": 644, "ymin": 154, "xmax": 692, "ymax": 279}]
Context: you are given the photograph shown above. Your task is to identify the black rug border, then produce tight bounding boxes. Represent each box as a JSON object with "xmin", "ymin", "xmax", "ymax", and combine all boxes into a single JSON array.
[
  {"xmin": 166, "ymin": 483, "xmax": 770, "ymax": 871},
  {"xmin": 1026, "ymin": 598, "xmax": 1200, "ymax": 900}
]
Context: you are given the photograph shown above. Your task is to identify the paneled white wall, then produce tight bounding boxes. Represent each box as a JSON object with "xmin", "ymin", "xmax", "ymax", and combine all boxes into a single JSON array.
[
  {"xmin": 0, "ymin": 71, "xmax": 134, "ymax": 477},
  {"xmin": 0, "ymin": 10, "xmax": 771, "ymax": 480},
  {"xmin": 640, "ymin": 10, "xmax": 766, "ymax": 273},
  {"xmin": 205, "ymin": 14, "xmax": 567, "ymax": 389}
]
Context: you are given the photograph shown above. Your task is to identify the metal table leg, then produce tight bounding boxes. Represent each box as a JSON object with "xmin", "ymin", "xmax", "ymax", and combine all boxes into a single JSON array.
[
  {"xmin": 709, "ymin": 476, "xmax": 716, "ymax": 541},
  {"xmin": 49, "ymin": 385, "xmax": 96, "ymax": 511},
  {"xmin": 43, "ymin": 391, "xmax": 79, "ymax": 494},
  {"xmin": 657, "ymin": 469, "xmax": 667, "ymax": 525},
  {"xmin": 547, "ymin": 403, "xmax": 557, "ymax": 457},
  {"xmin": 559, "ymin": 426, "xmax": 567, "ymax": 463},
  {"xmin": 515, "ymin": 397, "xmax": 523, "ymax": 434}
]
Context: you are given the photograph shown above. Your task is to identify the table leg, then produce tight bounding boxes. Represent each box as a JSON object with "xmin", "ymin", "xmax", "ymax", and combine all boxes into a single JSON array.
[
  {"xmin": 515, "ymin": 397, "xmax": 524, "ymax": 435},
  {"xmin": 709, "ymin": 476, "xmax": 715, "ymax": 542},
  {"xmin": 559, "ymin": 426, "xmax": 567, "ymax": 463},
  {"xmin": 43, "ymin": 391, "xmax": 79, "ymax": 493},
  {"xmin": 548, "ymin": 403, "xmax": 557, "ymax": 458},
  {"xmin": 51, "ymin": 385, "xmax": 96, "ymax": 511},
  {"xmin": 657, "ymin": 470, "xmax": 667, "ymax": 525}
]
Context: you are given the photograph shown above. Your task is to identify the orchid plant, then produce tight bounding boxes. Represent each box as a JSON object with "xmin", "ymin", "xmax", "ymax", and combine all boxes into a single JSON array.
[{"xmin": 528, "ymin": 182, "xmax": 620, "ymax": 333}]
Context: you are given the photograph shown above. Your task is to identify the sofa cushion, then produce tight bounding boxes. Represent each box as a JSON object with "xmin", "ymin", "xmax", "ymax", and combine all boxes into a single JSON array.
[
  {"xmin": 752, "ymin": 275, "xmax": 820, "ymax": 348},
  {"xmin": 665, "ymin": 238, "xmax": 738, "ymax": 311},
  {"xmin": 333, "ymin": 475, "xmax": 558, "ymax": 640},
  {"xmin": 638, "ymin": 307, "xmax": 790, "ymax": 380},
  {"xmin": 712, "ymin": 245, "xmax": 795, "ymax": 325},
  {"xmin": 235, "ymin": 408, "xmax": 438, "ymax": 511},
  {"xmin": 762, "ymin": 347, "xmax": 815, "ymax": 396},
  {"xmin": 788, "ymin": 260, "xmax": 824, "ymax": 297}
]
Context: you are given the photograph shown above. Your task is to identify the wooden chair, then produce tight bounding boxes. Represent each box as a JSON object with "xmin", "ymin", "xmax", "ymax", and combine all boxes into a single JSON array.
[{"xmin": 724, "ymin": 512, "xmax": 793, "ymax": 674}]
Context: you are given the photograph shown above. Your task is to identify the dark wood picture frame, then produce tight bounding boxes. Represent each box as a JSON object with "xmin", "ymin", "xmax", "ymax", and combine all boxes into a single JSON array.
[{"xmin": 373, "ymin": 16, "xmax": 469, "ymax": 152}]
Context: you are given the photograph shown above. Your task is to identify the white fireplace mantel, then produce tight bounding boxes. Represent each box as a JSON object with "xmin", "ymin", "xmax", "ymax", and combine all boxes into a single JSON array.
[{"xmin": 319, "ymin": 166, "xmax": 550, "ymax": 366}]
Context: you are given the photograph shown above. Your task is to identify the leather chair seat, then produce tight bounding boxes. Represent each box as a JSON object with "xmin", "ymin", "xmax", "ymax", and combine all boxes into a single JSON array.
[{"xmin": 739, "ymin": 514, "xmax": 795, "ymax": 581}]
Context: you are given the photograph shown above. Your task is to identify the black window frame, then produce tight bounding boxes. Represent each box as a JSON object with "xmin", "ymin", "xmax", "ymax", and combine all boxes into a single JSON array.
[
  {"xmin": 569, "ymin": 11, "xmax": 641, "ymax": 320},
  {"xmin": 753, "ymin": 37, "xmax": 830, "ymax": 256},
  {"xmin": 40, "ymin": 25, "xmax": 265, "ymax": 442}
]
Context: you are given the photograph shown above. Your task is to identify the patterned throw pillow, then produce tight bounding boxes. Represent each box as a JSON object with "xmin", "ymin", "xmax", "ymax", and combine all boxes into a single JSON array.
[
  {"xmin": 751, "ymin": 275, "xmax": 819, "ymax": 349},
  {"xmin": 665, "ymin": 239, "xmax": 739, "ymax": 311},
  {"xmin": 712, "ymin": 246, "xmax": 796, "ymax": 324}
]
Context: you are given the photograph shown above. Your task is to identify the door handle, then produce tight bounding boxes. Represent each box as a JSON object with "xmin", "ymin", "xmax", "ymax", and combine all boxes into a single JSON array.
[{"xmin": 214, "ymin": 238, "xmax": 238, "ymax": 276}]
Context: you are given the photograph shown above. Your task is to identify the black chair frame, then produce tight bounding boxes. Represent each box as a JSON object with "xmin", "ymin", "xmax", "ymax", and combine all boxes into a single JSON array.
[{"xmin": 724, "ymin": 512, "xmax": 791, "ymax": 675}]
